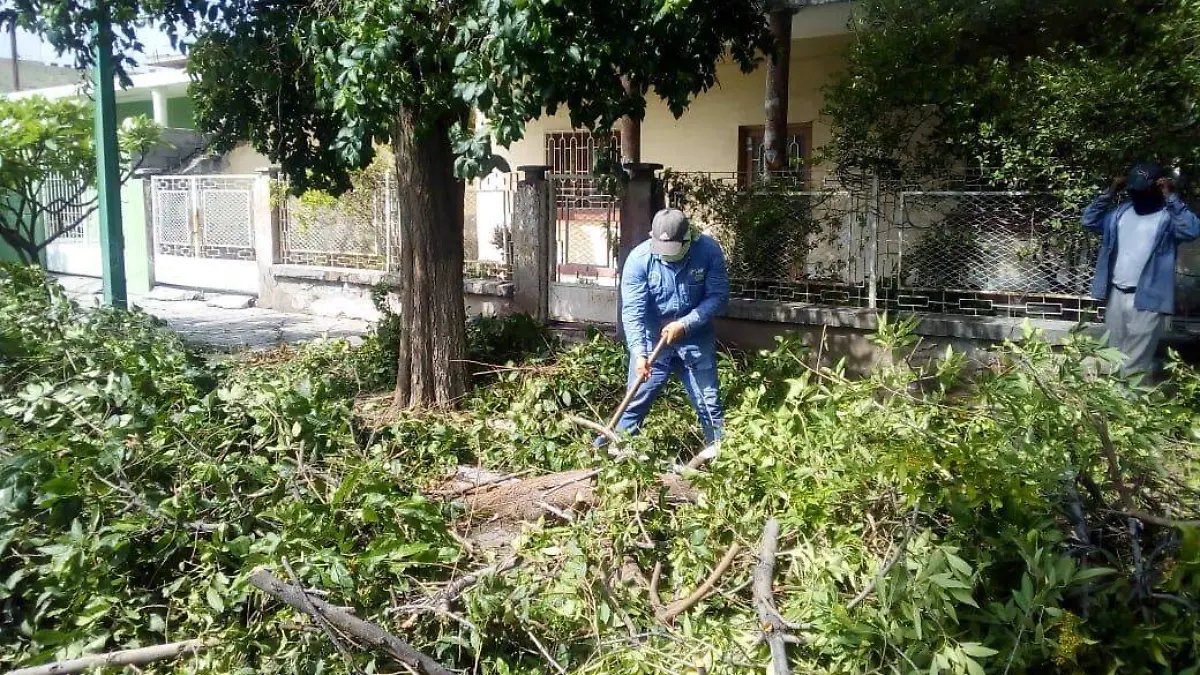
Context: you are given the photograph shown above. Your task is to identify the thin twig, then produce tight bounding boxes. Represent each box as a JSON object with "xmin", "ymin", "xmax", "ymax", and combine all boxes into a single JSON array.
[
  {"xmin": 436, "ymin": 469, "xmax": 533, "ymax": 498},
  {"xmin": 536, "ymin": 500, "xmax": 575, "ymax": 522},
  {"xmin": 847, "ymin": 499, "xmax": 921, "ymax": 611},
  {"xmin": 541, "ymin": 469, "xmax": 601, "ymax": 498},
  {"xmin": 527, "ymin": 630, "xmax": 568, "ymax": 675},
  {"xmin": 1092, "ymin": 416, "xmax": 1135, "ymax": 510}
]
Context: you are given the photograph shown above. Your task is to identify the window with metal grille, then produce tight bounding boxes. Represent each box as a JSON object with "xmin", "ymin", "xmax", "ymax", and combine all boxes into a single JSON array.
[{"xmin": 737, "ymin": 123, "xmax": 813, "ymax": 187}]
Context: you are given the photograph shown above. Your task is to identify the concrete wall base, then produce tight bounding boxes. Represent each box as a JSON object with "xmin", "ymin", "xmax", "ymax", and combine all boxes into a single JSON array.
[{"xmin": 259, "ymin": 264, "xmax": 516, "ymax": 321}]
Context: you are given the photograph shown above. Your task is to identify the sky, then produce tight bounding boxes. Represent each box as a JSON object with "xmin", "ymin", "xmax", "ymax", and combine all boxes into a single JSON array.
[{"xmin": 8, "ymin": 24, "xmax": 183, "ymax": 67}]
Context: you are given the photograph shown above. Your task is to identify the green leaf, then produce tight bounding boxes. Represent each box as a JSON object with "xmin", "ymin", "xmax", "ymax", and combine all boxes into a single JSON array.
[
  {"xmin": 1072, "ymin": 567, "xmax": 1117, "ymax": 583},
  {"xmin": 206, "ymin": 586, "xmax": 225, "ymax": 613},
  {"xmin": 959, "ymin": 643, "xmax": 998, "ymax": 658}
]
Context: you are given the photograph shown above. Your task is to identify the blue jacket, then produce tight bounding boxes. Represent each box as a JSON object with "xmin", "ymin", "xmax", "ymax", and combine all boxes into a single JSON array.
[
  {"xmin": 621, "ymin": 234, "xmax": 730, "ymax": 363},
  {"xmin": 1082, "ymin": 190, "xmax": 1200, "ymax": 314}
]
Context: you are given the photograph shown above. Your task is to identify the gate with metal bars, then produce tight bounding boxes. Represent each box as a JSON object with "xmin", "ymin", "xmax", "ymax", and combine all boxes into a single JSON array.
[
  {"xmin": 41, "ymin": 175, "xmax": 102, "ymax": 277},
  {"xmin": 150, "ymin": 174, "xmax": 260, "ymax": 294}
]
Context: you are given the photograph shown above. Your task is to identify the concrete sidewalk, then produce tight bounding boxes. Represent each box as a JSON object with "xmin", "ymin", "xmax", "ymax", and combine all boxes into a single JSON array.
[{"xmin": 55, "ymin": 276, "xmax": 370, "ymax": 351}]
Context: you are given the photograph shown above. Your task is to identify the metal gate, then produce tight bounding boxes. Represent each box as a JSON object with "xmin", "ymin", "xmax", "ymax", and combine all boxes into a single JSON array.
[
  {"xmin": 548, "ymin": 174, "xmax": 620, "ymax": 323},
  {"xmin": 151, "ymin": 174, "xmax": 259, "ymax": 294},
  {"xmin": 42, "ymin": 176, "xmax": 102, "ymax": 277}
]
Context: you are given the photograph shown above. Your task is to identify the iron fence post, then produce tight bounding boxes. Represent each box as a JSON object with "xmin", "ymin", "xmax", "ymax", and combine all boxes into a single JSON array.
[
  {"xmin": 867, "ymin": 173, "xmax": 880, "ymax": 310},
  {"xmin": 384, "ymin": 170, "xmax": 394, "ymax": 271}
]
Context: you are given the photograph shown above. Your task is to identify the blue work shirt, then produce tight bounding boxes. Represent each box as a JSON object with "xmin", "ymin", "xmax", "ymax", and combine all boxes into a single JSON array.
[
  {"xmin": 620, "ymin": 233, "xmax": 730, "ymax": 363},
  {"xmin": 1082, "ymin": 190, "xmax": 1200, "ymax": 314}
]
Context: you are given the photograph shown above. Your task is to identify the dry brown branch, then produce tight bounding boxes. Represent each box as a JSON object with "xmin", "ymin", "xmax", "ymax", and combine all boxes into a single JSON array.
[
  {"xmin": 249, "ymin": 568, "xmax": 453, "ymax": 675},
  {"xmin": 649, "ymin": 560, "xmax": 665, "ymax": 613},
  {"xmin": 7, "ymin": 640, "xmax": 213, "ymax": 675},
  {"xmin": 656, "ymin": 542, "xmax": 742, "ymax": 623}
]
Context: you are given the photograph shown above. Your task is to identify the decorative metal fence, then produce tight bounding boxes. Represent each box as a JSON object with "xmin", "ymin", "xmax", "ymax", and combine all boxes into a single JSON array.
[
  {"xmin": 465, "ymin": 172, "xmax": 517, "ymax": 280},
  {"xmin": 552, "ymin": 174, "xmax": 620, "ymax": 286},
  {"xmin": 883, "ymin": 191, "xmax": 1100, "ymax": 322},
  {"xmin": 151, "ymin": 175, "xmax": 257, "ymax": 260},
  {"xmin": 277, "ymin": 171, "xmax": 514, "ymax": 280},
  {"xmin": 665, "ymin": 171, "xmax": 872, "ymax": 306},
  {"xmin": 280, "ymin": 173, "xmax": 392, "ymax": 270},
  {"xmin": 657, "ymin": 172, "xmax": 1126, "ymax": 323}
]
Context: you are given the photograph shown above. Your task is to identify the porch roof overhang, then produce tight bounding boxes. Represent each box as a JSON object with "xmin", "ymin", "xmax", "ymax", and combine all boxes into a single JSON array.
[{"xmin": 787, "ymin": 0, "xmax": 854, "ymax": 40}]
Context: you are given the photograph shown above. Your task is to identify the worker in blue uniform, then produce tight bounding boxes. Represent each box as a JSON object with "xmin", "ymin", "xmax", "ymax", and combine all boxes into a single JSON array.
[{"xmin": 602, "ymin": 207, "xmax": 730, "ymax": 448}]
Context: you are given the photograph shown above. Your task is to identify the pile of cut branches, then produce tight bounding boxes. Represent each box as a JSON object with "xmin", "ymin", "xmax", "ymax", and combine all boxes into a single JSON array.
[{"xmin": 2, "ymin": 265, "xmax": 1199, "ymax": 675}]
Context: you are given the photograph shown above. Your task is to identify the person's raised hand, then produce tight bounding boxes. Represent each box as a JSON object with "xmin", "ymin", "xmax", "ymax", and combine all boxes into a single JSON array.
[
  {"xmin": 1111, "ymin": 175, "xmax": 1128, "ymax": 192},
  {"xmin": 662, "ymin": 321, "xmax": 687, "ymax": 345},
  {"xmin": 1158, "ymin": 176, "xmax": 1175, "ymax": 196}
]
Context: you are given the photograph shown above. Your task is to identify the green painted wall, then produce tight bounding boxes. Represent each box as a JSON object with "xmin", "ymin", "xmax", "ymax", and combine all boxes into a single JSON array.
[
  {"xmin": 166, "ymin": 96, "xmax": 196, "ymax": 130},
  {"xmin": 121, "ymin": 178, "xmax": 153, "ymax": 293},
  {"xmin": 115, "ymin": 100, "xmax": 154, "ymax": 125}
]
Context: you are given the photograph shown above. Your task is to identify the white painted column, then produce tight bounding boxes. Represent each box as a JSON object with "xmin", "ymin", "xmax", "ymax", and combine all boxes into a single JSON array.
[{"xmin": 150, "ymin": 89, "xmax": 169, "ymax": 127}]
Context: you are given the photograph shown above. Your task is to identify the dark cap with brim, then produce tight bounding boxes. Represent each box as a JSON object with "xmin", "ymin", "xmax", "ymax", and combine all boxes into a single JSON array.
[
  {"xmin": 649, "ymin": 208, "xmax": 690, "ymax": 256},
  {"xmin": 1127, "ymin": 162, "xmax": 1164, "ymax": 192}
]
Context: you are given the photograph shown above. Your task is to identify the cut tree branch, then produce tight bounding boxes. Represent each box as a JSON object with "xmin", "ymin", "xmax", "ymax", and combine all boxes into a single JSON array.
[
  {"xmin": 656, "ymin": 542, "xmax": 741, "ymax": 623},
  {"xmin": 281, "ymin": 557, "xmax": 364, "ymax": 675},
  {"xmin": 7, "ymin": 640, "xmax": 213, "ymax": 675},
  {"xmin": 1106, "ymin": 509, "xmax": 1200, "ymax": 529},
  {"xmin": 754, "ymin": 518, "xmax": 803, "ymax": 675},
  {"xmin": 1092, "ymin": 416, "xmax": 1135, "ymax": 511},
  {"xmin": 249, "ymin": 568, "xmax": 454, "ymax": 675}
]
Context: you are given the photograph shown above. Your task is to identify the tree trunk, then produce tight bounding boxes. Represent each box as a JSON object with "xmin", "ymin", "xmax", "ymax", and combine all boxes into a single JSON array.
[
  {"xmin": 763, "ymin": 7, "xmax": 794, "ymax": 178},
  {"xmin": 619, "ymin": 75, "xmax": 641, "ymax": 165},
  {"xmin": 392, "ymin": 108, "xmax": 469, "ymax": 408}
]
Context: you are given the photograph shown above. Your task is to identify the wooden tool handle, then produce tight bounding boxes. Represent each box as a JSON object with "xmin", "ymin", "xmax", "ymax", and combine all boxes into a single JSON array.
[{"xmin": 605, "ymin": 334, "xmax": 670, "ymax": 432}]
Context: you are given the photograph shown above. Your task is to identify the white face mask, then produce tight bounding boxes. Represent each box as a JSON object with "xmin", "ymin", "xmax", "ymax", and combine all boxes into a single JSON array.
[{"xmin": 659, "ymin": 230, "xmax": 695, "ymax": 263}]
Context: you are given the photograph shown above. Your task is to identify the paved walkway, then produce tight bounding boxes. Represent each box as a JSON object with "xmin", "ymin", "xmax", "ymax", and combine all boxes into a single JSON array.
[{"xmin": 55, "ymin": 276, "xmax": 370, "ymax": 351}]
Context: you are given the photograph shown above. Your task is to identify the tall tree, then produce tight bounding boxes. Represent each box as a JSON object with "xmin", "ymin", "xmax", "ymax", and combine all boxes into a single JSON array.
[
  {"xmin": 822, "ymin": 0, "xmax": 1200, "ymax": 196},
  {"xmin": 9, "ymin": 0, "xmax": 771, "ymax": 407}
]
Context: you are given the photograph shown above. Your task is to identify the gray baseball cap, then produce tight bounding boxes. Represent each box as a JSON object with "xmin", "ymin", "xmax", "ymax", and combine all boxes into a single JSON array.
[{"xmin": 649, "ymin": 208, "xmax": 690, "ymax": 256}]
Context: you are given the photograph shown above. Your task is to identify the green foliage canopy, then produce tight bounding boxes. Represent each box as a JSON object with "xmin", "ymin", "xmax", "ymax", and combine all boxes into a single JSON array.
[
  {"xmin": 822, "ymin": 0, "xmax": 1200, "ymax": 196},
  {"xmin": 184, "ymin": 0, "xmax": 772, "ymax": 192},
  {"xmin": 0, "ymin": 96, "xmax": 159, "ymax": 262}
]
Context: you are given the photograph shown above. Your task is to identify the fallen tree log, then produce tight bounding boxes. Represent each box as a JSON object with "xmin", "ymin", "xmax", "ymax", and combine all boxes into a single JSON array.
[
  {"xmin": 7, "ymin": 639, "xmax": 212, "ymax": 675},
  {"xmin": 249, "ymin": 568, "xmax": 454, "ymax": 675},
  {"xmin": 446, "ymin": 468, "xmax": 697, "ymax": 522}
]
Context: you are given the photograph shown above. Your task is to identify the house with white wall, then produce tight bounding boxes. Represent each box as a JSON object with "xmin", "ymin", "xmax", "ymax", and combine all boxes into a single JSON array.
[{"xmin": 494, "ymin": 1, "xmax": 852, "ymax": 181}]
